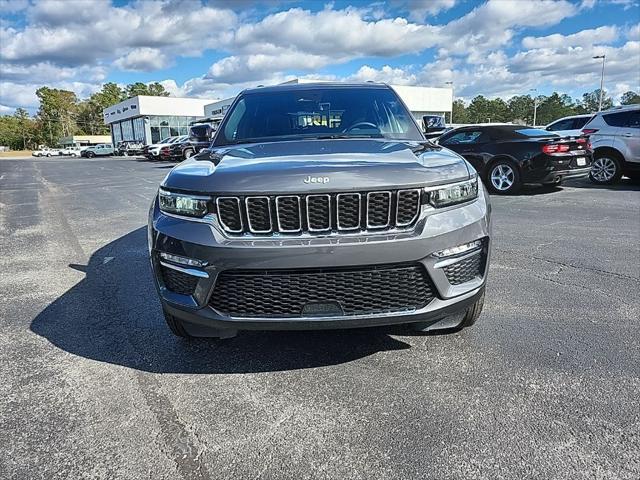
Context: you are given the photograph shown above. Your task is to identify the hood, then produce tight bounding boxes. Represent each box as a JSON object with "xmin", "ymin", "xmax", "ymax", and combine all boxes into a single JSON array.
[{"xmin": 161, "ymin": 139, "xmax": 470, "ymax": 194}]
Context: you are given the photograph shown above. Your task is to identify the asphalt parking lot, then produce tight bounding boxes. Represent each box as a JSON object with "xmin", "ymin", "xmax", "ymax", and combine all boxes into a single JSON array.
[{"xmin": 0, "ymin": 155, "xmax": 638, "ymax": 480}]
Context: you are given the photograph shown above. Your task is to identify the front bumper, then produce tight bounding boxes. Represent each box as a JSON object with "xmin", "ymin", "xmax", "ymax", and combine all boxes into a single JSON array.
[{"xmin": 148, "ymin": 185, "xmax": 491, "ymax": 332}]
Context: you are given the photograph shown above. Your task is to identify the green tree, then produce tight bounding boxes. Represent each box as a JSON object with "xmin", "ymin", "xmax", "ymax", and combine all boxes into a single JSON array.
[
  {"xmin": 35, "ymin": 87, "xmax": 79, "ymax": 145},
  {"xmin": 620, "ymin": 91, "xmax": 640, "ymax": 105},
  {"xmin": 534, "ymin": 93, "xmax": 578, "ymax": 125},
  {"xmin": 124, "ymin": 81, "xmax": 170, "ymax": 99},
  {"xmin": 450, "ymin": 99, "xmax": 468, "ymax": 124},
  {"xmin": 466, "ymin": 96, "xmax": 492, "ymax": 123},
  {"xmin": 466, "ymin": 96, "xmax": 509, "ymax": 123},
  {"xmin": 14, "ymin": 108, "xmax": 35, "ymax": 149},
  {"xmin": 507, "ymin": 95, "xmax": 535, "ymax": 124},
  {"xmin": 581, "ymin": 89, "xmax": 613, "ymax": 113},
  {"xmin": 76, "ymin": 83, "xmax": 125, "ymax": 134}
]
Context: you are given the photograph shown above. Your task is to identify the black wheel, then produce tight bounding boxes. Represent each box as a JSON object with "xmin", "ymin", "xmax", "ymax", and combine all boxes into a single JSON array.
[
  {"xmin": 163, "ymin": 310, "xmax": 191, "ymax": 338},
  {"xmin": 183, "ymin": 149, "xmax": 194, "ymax": 159},
  {"xmin": 486, "ymin": 160, "xmax": 521, "ymax": 194},
  {"xmin": 46, "ymin": 153, "xmax": 51, "ymax": 157},
  {"xmin": 409, "ymin": 291, "xmax": 485, "ymax": 334},
  {"xmin": 459, "ymin": 290, "xmax": 484, "ymax": 329},
  {"xmin": 86, "ymin": 151, "xmax": 95, "ymax": 158},
  {"xmin": 590, "ymin": 152, "xmax": 623, "ymax": 184}
]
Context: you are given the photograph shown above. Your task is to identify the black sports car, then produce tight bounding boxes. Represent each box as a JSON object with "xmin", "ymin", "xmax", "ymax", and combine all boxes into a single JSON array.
[{"xmin": 437, "ymin": 125, "xmax": 593, "ymax": 194}]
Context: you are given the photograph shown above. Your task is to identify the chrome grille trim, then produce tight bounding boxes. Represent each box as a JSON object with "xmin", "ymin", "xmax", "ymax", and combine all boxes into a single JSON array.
[
  {"xmin": 245, "ymin": 196, "xmax": 272, "ymax": 233},
  {"xmin": 306, "ymin": 194, "xmax": 332, "ymax": 232},
  {"xmin": 275, "ymin": 195, "xmax": 302, "ymax": 233},
  {"xmin": 336, "ymin": 193, "xmax": 361, "ymax": 231},
  {"xmin": 366, "ymin": 191, "xmax": 392, "ymax": 229},
  {"xmin": 395, "ymin": 189, "xmax": 421, "ymax": 227},
  {"xmin": 216, "ymin": 197, "xmax": 243, "ymax": 233}
]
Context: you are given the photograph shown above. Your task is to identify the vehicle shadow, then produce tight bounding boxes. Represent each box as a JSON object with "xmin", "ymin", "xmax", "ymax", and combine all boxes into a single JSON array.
[
  {"xmin": 564, "ymin": 177, "xmax": 640, "ymax": 191},
  {"xmin": 30, "ymin": 227, "xmax": 410, "ymax": 374}
]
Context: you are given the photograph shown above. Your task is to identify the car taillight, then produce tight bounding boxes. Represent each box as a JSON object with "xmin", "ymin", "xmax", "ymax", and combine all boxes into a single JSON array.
[
  {"xmin": 582, "ymin": 128, "xmax": 598, "ymax": 135},
  {"xmin": 542, "ymin": 144, "xmax": 570, "ymax": 154},
  {"xmin": 575, "ymin": 138, "xmax": 592, "ymax": 150}
]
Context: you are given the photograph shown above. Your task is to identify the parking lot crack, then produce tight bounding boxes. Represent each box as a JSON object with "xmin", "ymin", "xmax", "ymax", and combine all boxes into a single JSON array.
[
  {"xmin": 494, "ymin": 248, "xmax": 639, "ymax": 281},
  {"xmin": 136, "ymin": 374, "xmax": 211, "ymax": 480}
]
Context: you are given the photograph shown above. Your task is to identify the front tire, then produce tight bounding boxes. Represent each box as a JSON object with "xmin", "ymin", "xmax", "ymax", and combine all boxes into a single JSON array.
[
  {"xmin": 410, "ymin": 291, "xmax": 485, "ymax": 334},
  {"xmin": 590, "ymin": 152, "xmax": 623, "ymax": 184},
  {"xmin": 486, "ymin": 160, "xmax": 521, "ymax": 194},
  {"xmin": 163, "ymin": 310, "xmax": 191, "ymax": 338},
  {"xmin": 183, "ymin": 149, "xmax": 194, "ymax": 159},
  {"xmin": 86, "ymin": 151, "xmax": 95, "ymax": 158}
]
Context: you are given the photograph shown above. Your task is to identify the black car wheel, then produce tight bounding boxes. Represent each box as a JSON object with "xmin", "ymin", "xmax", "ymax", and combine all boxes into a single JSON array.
[
  {"xmin": 486, "ymin": 160, "xmax": 521, "ymax": 194},
  {"xmin": 163, "ymin": 310, "xmax": 191, "ymax": 338},
  {"xmin": 183, "ymin": 149, "xmax": 194, "ymax": 159},
  {"xmin": 410, "ymin": 291, "xmax": 485, "ymax": 334},
  {"xmin": 590, "ymin": 153, "xmax": 622, "ymax": 184},
  {"xmin": 86, "ymin": 151, "xmax": 95, "ymax": 158}
]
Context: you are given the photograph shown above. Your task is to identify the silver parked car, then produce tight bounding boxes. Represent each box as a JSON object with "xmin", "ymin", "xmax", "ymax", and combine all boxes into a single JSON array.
[
  {"xmin": 582, "ymin": 105, "xmax": 640, "ymax": 184},
  {"xmin": 148, "ymin": 83, "xmax": 491, "ymax": 339}
]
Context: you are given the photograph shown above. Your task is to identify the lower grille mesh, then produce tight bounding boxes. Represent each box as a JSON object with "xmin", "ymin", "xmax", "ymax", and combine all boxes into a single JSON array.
[
  {"xmin": 443, "ymin": 253, "xmax": 484, "ymax": 285},
  {"xmin": 211, "ymin": 264, "xmax": 435, "ymax": 318},
  {"xmin": 160, "ymin": 265, "xmax": 199, "ymax": 295}
]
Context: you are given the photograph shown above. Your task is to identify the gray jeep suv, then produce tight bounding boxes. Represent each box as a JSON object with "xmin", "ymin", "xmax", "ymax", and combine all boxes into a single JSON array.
[{"xmin": 148, "ymin": 83, "xmax": 491, "ymax": 339}]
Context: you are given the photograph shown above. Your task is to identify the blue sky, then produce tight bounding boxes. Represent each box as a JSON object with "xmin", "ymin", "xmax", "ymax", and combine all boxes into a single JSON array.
[{"xmin": 0, "ymin": 0, "xmax": 638, "ymax": 113}]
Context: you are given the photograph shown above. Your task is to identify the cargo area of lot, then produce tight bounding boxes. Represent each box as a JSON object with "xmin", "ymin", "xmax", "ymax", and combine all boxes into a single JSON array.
[{"xmin": 0, "ymin": 156, "xmax": 639, "ymax": 479}]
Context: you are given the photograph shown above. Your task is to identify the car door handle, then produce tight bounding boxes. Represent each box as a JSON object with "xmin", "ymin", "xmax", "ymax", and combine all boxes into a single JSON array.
[{"xmin": 622, "ymin": 133, "xmax": 633, "ymax": 137}]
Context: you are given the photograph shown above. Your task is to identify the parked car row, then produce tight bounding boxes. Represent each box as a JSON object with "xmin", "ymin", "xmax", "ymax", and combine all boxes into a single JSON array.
[
  {"xmin": 32, "ymin": 146, "xmax": 85, "ymax": 157},
  {"xmin": 435, "ymin": 104, "xmax": 638, "ymax": 191}
]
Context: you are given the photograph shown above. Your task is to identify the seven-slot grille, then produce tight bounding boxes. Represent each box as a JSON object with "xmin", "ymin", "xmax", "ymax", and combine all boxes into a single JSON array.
[
  {"xmin": 210, "ymin": 263, "xmax": 435, "ymax": 318},
  {"xmin": 216, "ymin": 189, "xmax": 421, "ymax": 235}
]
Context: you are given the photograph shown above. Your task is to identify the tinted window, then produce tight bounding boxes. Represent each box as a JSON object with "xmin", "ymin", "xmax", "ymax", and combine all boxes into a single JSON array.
[
  {"xmin": 514, "ymin": 128, "xmax": 554, "ymax": 137},
  {"xmin": 549, "ymin": 119, "xmax": 574, "ymax": 131},
  {"xmin": 573, "ymin": 116, "xmax": 593, "ymax": 129},
  {"xmin": 440, "ymin": 130, "xmax": 485, "ymax": 145},
  {"xmin": 628, "ymin": 111, "xmax": 640, "ymax": 128},
  {"xmin": 603, "ymin": 111, "xmax": 631, "ymax": 127},
  {"xmin": 215, "ymin": 87, "xmax": 423, "ymax": 146}
]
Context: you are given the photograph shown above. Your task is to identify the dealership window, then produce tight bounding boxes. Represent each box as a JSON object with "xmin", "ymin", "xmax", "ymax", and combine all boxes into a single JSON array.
[
  {"xmin": 149, "ymin": 115, "xmax": 199, "ymax": 143},
  {"xmin": 132, "ymin": 117, "xmax": 145, "ymax": 142},
  {"xmin": 112, "ymin": 123, "xmax": 122, "ymax": 144}
]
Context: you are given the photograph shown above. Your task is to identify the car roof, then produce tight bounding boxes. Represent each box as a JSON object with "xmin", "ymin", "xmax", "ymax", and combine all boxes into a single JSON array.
[
  {"xmin": 241, "ymin": 82, "xmax": 390, "ymax": 95},
  {"xmin": 600, "ymin": 104, "xmax": 639, "ymax": 113},
  {"xmin": 550, "ymin": 114, "xmax": 593, "ymax": 122}
]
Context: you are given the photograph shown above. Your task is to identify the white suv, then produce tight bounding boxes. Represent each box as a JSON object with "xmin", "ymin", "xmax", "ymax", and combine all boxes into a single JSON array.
[{"xmin": 583, "ymin": 105, "xmax": 640, "ymax": 184}]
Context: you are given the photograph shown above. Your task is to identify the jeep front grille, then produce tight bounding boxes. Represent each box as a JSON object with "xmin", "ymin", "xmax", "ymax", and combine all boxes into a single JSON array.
[
  {"xmin": 215, "ymin": 189, "xmax": 421, "ymax": 235},
  {"xmin": 210, "ymin": 263, "xmax": 436, "ymax": 318}
]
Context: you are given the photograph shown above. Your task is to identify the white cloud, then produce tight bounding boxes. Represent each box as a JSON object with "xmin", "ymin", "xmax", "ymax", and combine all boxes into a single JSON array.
[
  {"xmin": 114, "ymin": 48, "xmax": 170, "ymax": 72},
  {"xmin": 522, "ymin": 26, "xmax": 618, "ymax": 49},
  {"xmin": 348, "ymin": 65, "xmax": 417, "ymax": 85},
  {"xmin": 401, "ymin": 0, "xmax": 457, "ymax": 21}
]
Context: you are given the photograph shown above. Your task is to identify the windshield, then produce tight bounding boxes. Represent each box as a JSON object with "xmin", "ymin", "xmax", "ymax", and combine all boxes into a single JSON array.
[{"xmin": 214, "ymin": 87, "xmax": 423, "ymax": 146}]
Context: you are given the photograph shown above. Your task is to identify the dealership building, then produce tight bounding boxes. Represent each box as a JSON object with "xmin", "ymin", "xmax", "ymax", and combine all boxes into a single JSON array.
[
  {"xmin": 103, "ymin": 96, "xmax": 216, "ymax": 145},
  {"xmin": 103, "ymin": 82, "xmax": 452, "ymax": 145}
]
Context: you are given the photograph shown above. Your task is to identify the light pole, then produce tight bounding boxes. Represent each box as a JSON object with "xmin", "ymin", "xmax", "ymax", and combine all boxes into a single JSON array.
[
  {"xmin": 529, "ymin": 88, "xmax": 538, "ymax": 126},
  {"xmin": 593, "ymin": 55, "xmax": 606, "ymax": 111},
  {"xmin": 445, "ymin": 81, "xmax": 454, "ymax": 124}
]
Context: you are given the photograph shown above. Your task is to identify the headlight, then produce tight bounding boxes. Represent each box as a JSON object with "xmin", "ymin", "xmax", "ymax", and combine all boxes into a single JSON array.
[
  {"xmin": 426, "ymin": 176, "xmax": 478, "ymax": 208},
  {"xmin": 158, "ymin": 188, "xmax": 209, "ymax": 217}
]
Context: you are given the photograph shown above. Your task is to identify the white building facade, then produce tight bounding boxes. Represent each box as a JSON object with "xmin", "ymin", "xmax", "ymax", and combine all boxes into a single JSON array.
[{"xmin": 103, "ymin": 96, "xmax": 216, "ymax": 145}]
